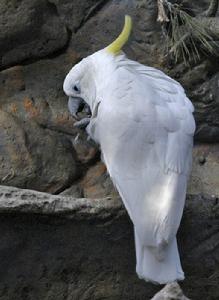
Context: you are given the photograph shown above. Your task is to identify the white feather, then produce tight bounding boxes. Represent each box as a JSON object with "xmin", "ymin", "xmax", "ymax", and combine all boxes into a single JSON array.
[
  {"xmin": 65, "ymin": 50, "xmax": 196, "ymax": 284},
  {"xmin": 89, "ymin": 54, "xmax": 195, "ymax": 284}
]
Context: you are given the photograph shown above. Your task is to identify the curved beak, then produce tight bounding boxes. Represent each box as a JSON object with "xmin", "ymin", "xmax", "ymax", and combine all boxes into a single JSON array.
[{"xmin": 68, "ymin": 97, "xmax": 91, "ymax": 118}]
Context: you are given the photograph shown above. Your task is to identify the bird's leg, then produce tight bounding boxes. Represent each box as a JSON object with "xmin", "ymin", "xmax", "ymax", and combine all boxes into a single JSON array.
[
  {"xmin": 84, "ymin": 103, "xmax": 91, "ymax": 115},
  {"xmin": 74, "ymin": 117, "xmax": 91, "ymax": 129}
]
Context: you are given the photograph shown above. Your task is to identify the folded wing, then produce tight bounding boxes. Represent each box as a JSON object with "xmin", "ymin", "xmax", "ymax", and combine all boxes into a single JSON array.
[{"xmin": 96, "ymin": 61, "xmax": 195, "ymax": 249}]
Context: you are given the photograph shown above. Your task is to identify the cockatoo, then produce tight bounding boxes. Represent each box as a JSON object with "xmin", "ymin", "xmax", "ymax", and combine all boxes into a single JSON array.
[{"xmin": 63, "ymin": 16, "xmax": 195, "ymax": 284}]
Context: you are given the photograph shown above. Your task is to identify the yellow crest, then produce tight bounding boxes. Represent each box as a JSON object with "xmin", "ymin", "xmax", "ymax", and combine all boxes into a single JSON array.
[{"xmin": 106, "ymin": 15, "xmax": 132, "ymax": 55}]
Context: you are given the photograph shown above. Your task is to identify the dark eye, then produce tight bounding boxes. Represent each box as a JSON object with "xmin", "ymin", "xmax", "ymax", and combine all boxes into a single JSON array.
[{"xmin": 73, "ymin": 85, "xmax": 80, "ymax": 93}]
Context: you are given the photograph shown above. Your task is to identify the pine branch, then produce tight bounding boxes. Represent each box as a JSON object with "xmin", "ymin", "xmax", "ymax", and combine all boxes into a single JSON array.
[
  {"xmin": 198, "ymin": 17, "xmax": 219, "ymax": 36},
  {"xmin": 161, "ymin": 1, "xmax": 218, "ymax": 64},
  {"xmin": 201, "ymin": 0, "xmax": 219, "ymax": 17}
]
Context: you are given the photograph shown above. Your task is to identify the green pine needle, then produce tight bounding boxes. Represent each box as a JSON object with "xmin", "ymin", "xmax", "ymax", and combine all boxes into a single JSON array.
[{"xmin": 165, "ymin": 2, "xmax": 216, "ymax": 64}]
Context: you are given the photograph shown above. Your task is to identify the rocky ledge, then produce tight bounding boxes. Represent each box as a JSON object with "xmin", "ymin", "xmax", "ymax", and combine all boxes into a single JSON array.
[
  {"xmin": 0, "ymin": 185, "xmax": 123, "ymax": 219},
  {"xmin": 0, "ymin": 185, "xmax": 218, "ymax": 300}
]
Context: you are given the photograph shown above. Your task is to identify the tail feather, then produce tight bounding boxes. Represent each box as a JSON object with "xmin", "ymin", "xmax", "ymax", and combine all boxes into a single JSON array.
[{"xmin": 134, "ymin": 228, "xmax": 184, "ymax": 284}]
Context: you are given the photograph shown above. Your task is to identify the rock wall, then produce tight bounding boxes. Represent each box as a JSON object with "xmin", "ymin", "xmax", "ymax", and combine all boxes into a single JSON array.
[
  {"xmin": 0, "ymin": 186, "xmax": 219, "ymax": 300},
  {"xmin": 0, "ymin": 0, "xmax": 218, "ymax": 299},
  {"xmin": 0, "ymin": 0, "xmax": 218, "ymax": 193}
]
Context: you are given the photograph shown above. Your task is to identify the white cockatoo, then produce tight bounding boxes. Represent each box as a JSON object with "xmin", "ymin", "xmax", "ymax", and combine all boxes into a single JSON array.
[{"xmin": 63, "ymin": 16, "xmax": 195, "ymax": 284}]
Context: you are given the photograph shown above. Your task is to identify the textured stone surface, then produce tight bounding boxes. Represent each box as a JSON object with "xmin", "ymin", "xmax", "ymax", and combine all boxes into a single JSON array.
[
  {"xmin": 0, "ymin": 185, "xmax": 219, "ymax": 299},
  {"xmin": 72, "ymin": 162, "xmax": 118, "ymax": 198},
  {"xmin": 189, "ymin": 71, "xmax": 219, "ymax": 142},
  {"xmin": 151, "ymin": 282, "xmax": 190, "ymax": 300},
  {"xmin": 49, "ymin": 0, "xmax": 109, "ymax": 33},
  {"xmin": 0, "ymin": 0, "xmax": 68, "ymax": 69},
  {"xmin": 61, "ymin": 161, "xmax": 118, "ymax": 198},
  {"xmin": 188, "ymin": 144, "xmax": 219, "ymax": 197},
  {"xmin": 0, "ymin": 185, "xmax": 123, "ymax": 218},
  {"xmin": 0, "ymin": 1, "xmax": 218, "ymax": 298},
  {"xmin": 0, "ymin": 107, "xmax": 79, "ymax": 193},
  {"xmin": 0, "ymin": 0, "xmax": 218, "ymax": 193},
  {"xmin": 0, "ymin": 54, "xmax": 98, "ymax": 193}
]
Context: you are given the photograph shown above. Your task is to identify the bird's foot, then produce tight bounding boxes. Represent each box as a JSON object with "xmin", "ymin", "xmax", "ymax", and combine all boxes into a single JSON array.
[{"xmin": 74, "ymin": 117, "xmax": 91, "ymax": 129}]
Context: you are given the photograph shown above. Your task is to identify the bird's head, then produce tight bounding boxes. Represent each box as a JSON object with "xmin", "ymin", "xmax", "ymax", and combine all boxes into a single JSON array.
[{"xmin": 63, "ymin": 15, "xmax": 132, "ymax": 116}]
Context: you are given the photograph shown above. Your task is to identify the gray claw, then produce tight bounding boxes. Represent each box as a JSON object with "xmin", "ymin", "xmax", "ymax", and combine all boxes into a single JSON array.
[
  {"xmin": 74, "ymin": 117, "xmax": 91, "ymax": 129},
  {"xmin": 84, "ymin": 103, "xmax": 91, "ymax": 115}
]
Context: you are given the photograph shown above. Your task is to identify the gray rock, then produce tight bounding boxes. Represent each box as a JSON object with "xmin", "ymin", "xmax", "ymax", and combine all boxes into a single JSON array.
[
  {"xmin": 0, "ymin": 108, "xmax": 80, "ymax": 193},
  {"xmin": 191, "ymin": 72, "xmax": 219, "ymax": 142},
  {"xmin": 0, "ymin": 0, "xmax": 218, "ymax": 194},
  {"xmin": 188, "ymin": 144, "xmax": 219, "ymax": 196},
  {"xmin": 0, "ymin": 185, "xmax": 219, "ymax": 299},
  {"xmin": 0, "ymin": 0, "xmax": 68, "ymax": 69},
  {"xmin": 151, "ymin": 282, "xmax": 190, "ymax": 300},
  {"xmin": 0, "ymin": 185, "xmax": 124, "ymax": 218},
  {"xmin": 49, "ymin": 0, "xmax": 108, "ymax": 33},
  {"xmin": 0, "ymin": 2, "xmax": 218, "ymax": 299},
  {"xmin": 0, "ymin": 56, "xmax": 98, "ymax": 193},
  {"xmin": 60, "ymin": 184, "xmax": 84, "ymax": 197}
]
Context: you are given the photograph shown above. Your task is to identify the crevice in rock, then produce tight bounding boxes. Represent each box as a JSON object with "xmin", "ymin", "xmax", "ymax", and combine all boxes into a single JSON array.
[
  {"xmin": 55, "ymin": 149, "xmax": 101, "ymax": 196},
  {"xmin": 46, "ymin": 1, "xmax": 59, "ymax": 17},
  {"xmin": 74, "ymin": 0, "xmax": 112, "ymax": 33},
  {"xmin": 37, "ymin": 122, "xmax": 78, "ymax": 138}
]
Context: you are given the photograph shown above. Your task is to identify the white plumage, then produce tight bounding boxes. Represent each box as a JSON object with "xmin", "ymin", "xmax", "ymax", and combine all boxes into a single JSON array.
[{"xmin": 63, "ymin": 18, "xmax": 195, "ymax": 284}]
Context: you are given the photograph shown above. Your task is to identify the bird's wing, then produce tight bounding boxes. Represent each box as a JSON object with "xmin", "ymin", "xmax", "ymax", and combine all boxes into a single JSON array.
[{"xmin": 96, "ymin": 64, "xmax": 195, "ymax": 247}]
